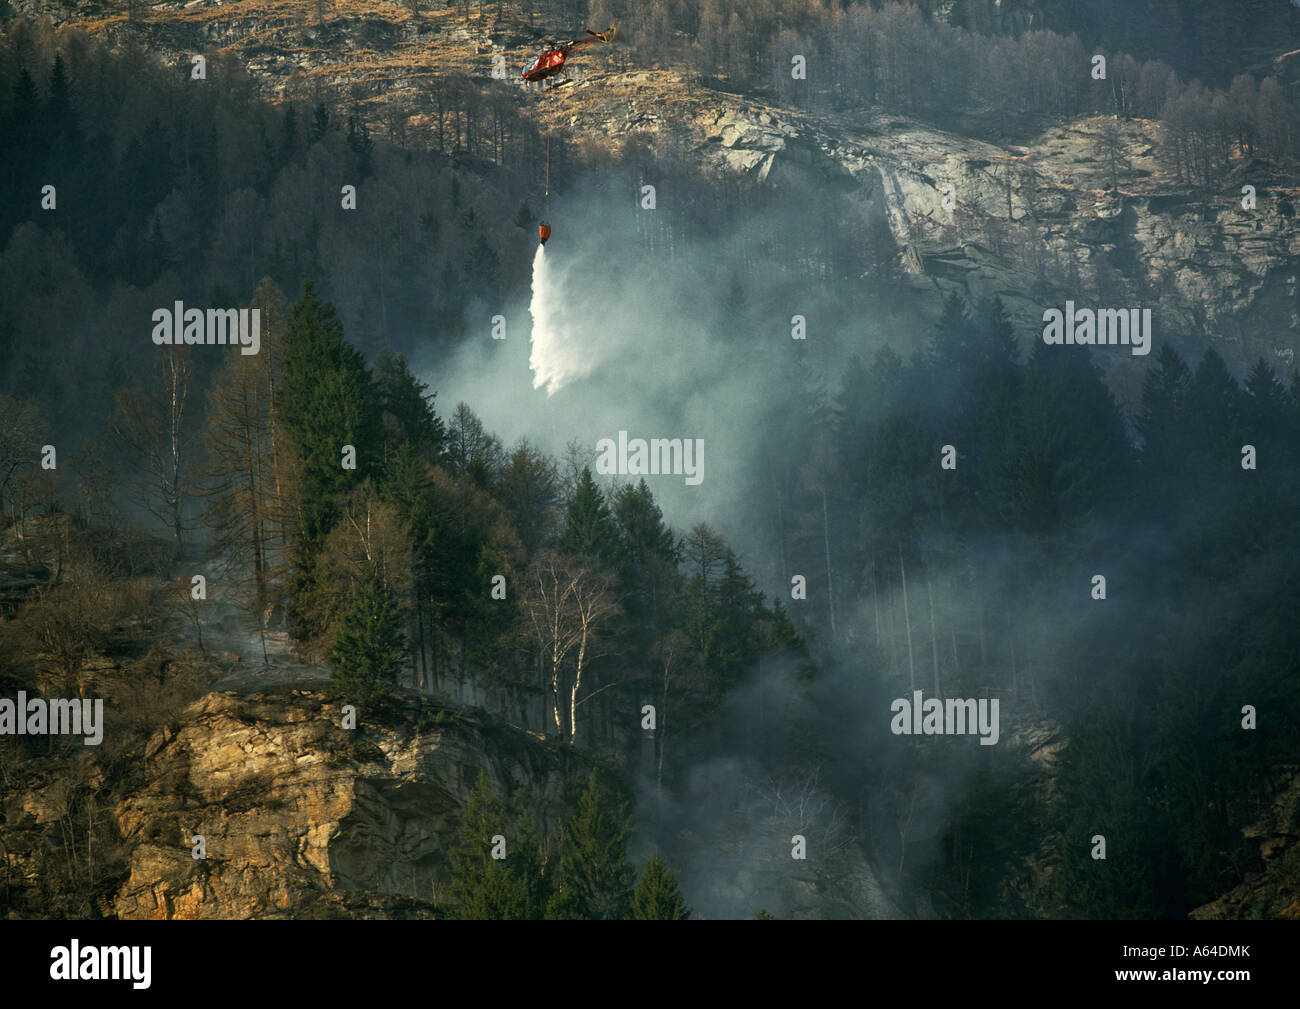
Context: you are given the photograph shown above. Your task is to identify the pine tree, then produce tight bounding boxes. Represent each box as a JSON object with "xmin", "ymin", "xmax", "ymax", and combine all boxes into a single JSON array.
[
  {"xmin": 498, "ymin": 440, "xmax": 559, "ymax": 557},
  {"xmin": 46, "ymin": 54, "xmax": 79, "ymax": 157},
  {"xmin": 450, "ymin": 772, "xmax": 532, "ymax": 920},
  {"xmin": 1243, "ymin": 358, "xmax": 1286, "ymax": 447},
  {"xmin": 510, "ymin": 811, "xmax": 552, "ymax": 919},
  {"xmin": 542, "ymin": 882, "xmax": 583, "ymax": 920},
  {"xmin": 1136, "ymin": 344, "xmax": 1191, "ymax": 455},
  {"xmin": 346, "ymin": 115, "xmax": 374, "ymax": 179},
  {"xmin": 6, "ymin": 68, "xmax": 41, "ymax": 225},
  {"xmin": 560, "ymin": 467, "xmax": 619, "ymax": 565},
  {"xmin": 1007, "ymin": 341, "xmax": 1130, "ymax": 535},
  {"xmin": 631, "ymin": 852, "xmax": 690, "ymax": 919},
  {"xmin": 311, "ymin": 102, "xmax": 331, "ymax": 143},
  {"xmin": 1185, "ymin": 347, "xmax": 1243, "ymax": 469},
  {"xmin": 612, "ymin": 479, "xmax": 680, "ymax": 630},
  {"xmin": 924, "ymin": 291, "xmax": 973, "ymax": 416},
  {"xmin": 280, "ymin": 103, "xmax": 299, "ymax": 165},
  {"xmin": 552, "ymin": 773, "xmax": 635, "ymax": 919},
  {"xmin": 327, "ymin": 571, "xmax": 408, "ymax": 703},
  {"xmin": 373, "ymin": 348, "xmax": 445, "ymax": 467},
  {"xmin": 278, "ymin": 282, "xmax": 382, "ymax": 647}
]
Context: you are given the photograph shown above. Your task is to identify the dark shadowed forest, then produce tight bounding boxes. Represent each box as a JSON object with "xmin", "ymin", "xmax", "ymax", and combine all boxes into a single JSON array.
[{"xmin": 1, "ymin": 0, "xmax": 1298, "ymax": 923}]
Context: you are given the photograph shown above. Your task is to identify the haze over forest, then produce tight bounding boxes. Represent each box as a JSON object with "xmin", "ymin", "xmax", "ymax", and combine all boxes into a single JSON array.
[{"xmin": 0, "ymin": 0, "xmax": 1297, "ymax": 922}]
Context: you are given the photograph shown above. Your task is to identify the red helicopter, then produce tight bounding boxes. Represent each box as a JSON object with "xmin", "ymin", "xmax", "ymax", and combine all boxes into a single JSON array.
[{"xmin": 522, "ymin": 25, "xmax": 616, "ymax": 85}]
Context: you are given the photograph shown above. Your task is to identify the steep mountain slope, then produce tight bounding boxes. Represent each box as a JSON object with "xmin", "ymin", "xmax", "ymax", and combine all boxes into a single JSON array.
[
  {"xmin": 13, "ymin": 1, "xmax": 1298, "ymax": 399},
  {"xmin": 3, "ymin": 1, "xmax": 1298, "ymax": 922}
]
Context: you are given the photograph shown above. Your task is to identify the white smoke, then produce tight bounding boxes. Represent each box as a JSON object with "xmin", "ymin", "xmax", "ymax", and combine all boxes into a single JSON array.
[
  {"xmin": 435, "ymin": 189, "xmax": 890, "ymax": 574},
  {"xmin": 528, "ymin": 244, "xmax": 599, "ymax": 396}
]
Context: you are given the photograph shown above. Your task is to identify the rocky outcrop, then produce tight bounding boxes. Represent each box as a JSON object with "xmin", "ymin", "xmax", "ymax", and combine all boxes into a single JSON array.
[
  {"xmin": 111, "ymin": 689, "xmax": 580, "ymax": 919},
  {"xmin": 685, "ymin": 102, "xmax": 1299, "ymax": 395},
  {"xmin": 1191, "ymin": 767, "xmax": 1300, "ymax": 920}
]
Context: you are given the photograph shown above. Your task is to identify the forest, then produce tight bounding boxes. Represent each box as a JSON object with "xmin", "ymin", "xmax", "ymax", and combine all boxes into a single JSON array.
[{"xmin": 1, "ymin": 1, "xmax": 1298, "ymax": 919}]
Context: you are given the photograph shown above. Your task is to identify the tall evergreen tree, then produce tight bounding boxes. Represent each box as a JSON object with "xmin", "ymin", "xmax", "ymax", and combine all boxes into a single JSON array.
[
  {"xmin": 631, "ymin": 852, "xmax": 691, "ymax": 920},
  {"xmin": 560, "ymin": 467, "xmax": 619, "ymax": 565},
  {"xmin": 549, "ymin": 773, "xmax": 635, "ymax": 920},
  {"xmin": 450, "ymin": 772, "xmax": 532, "ymax": 920},
  {"xmin": 612, "ymin": 479, "xmax": 680, "ymax": 628},
  {"xmin": 1185, "ymin": 347, "xmax": 1243, "ymax": 460},
  {"xmin": 1136, "ymin": 343, "xmax": 1191, "ymax": 455},
  {"xmin": 277, "ymin": 282, "xmax": 382, "ymax": 647},
  {"xmin": 1243, "ymin": 358, "xmax": 1287, "ymax": 460},
  {"xmin": 279, "ymin": 102, "xmax": 299, "ymax": 165},
  {"xmin": 5, "ymin": 68, "xmax": 41, "ymax": 229},
  {"xmin": 46, "ymin": 54, "xmax": 79, "ymax": 158},
  {"xmin": 327, "ymin": 570, "xmax": 408, "ymax": 703},
  {"xmin": 373, "ymin": 347, "xmax": 445, "ymax": 467},
  {"xmin": 923, "ymin": 291, "xmax": 974, "ymax": 418}
]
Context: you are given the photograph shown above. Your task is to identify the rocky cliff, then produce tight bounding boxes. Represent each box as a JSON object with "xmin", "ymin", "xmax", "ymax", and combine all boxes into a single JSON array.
[
  {"xmin": 109, "ymin": 687, "xmax": 578, "ymax": 919},
  {"xmin": 1191, "ymin": 766, "xmax": 1300, "ymax": 920},
  {"xmin": 586, "ymin": 87, "xmax": 1298, "ymax": 401}
]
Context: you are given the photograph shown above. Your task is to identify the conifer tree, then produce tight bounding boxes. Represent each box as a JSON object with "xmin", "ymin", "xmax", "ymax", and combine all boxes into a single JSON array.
[
  {"xmin": 449, "ymin": 772, "xmax": 531, "ymax": 920},
  {"xmin": 1185, "ymin": 347, "xmax": 1244, "ymax": 471},
  {"xmin": 552, "ymin": 773, "xmax": 635, "ymax": 920},
  {"xmin": 1135, "ymin": 343, "xmax": 1192, "ymax": 501},
  {"xmin": 924, "ymin": 291, "xmax": 973, "ymax": 414},
  {"xmin": 46, "ymin": 54, "xmax": 79, "ymax": 158},
  {"xmin": 631, "ymin": 852, "xmax": 690, "ymax": 919},
  {"xmin": 327, "ymin": 570, "xmax": 408, "ymax": 703},
  {"xmin": 613, "ymin": 479, "xmax": 680, "ymax": 607},
  {"xmin": 560, "ymin": 467, "xmax": 619, "ymax": 565},
  {"xmin": 278, "ymin": 282, "xmax": 382, "ymax": 647},
  {"xmin": 1243, "ymin": 358, "xmax": 1286, "ymax": 457},
  {"xmin": 373, "ymin": 348, "xmax": 445, "ymax": 467}
]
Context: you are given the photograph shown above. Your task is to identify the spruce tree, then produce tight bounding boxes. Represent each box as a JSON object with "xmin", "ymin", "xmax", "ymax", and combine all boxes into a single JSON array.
[
  {"xmin": 327, "ymin": 571, "xmax": 408, "ymax": 703},
  {"xmin": 1133, "ymin": 342, "xmax": 1193, "ymax": 508},
  {"xmin": 924, "ymin": 291, "xmax": 973, "ymax": 414},
  {"xmin": 553, "ymin": 773, "xmax": 635, "ymax": 920},
  {"xmin": 46, "ymin": 54, "xmax": 79, "ymax": 157},
  {"xmin": 1243, "ymin": 358, "xmax": 1286, "ymax": 458},
  {"xmin": 631, "ymin": 852, "xmax": 690, "ymax": 919},
  {"xmin": 278, "ymin": 282, "xmax": 382, "ymax": 646},
  {"xmin": 510, "ymin": 811, "xmax": 552, "ymax": 919},
  {"xmin": 7, "ymin": 68, "xmax": 41, "ymax": 222},
  {"xmin": 560, "ymin": 467, "xmax": 619, "ymax": 565},
  {"xmin": 373, "ymin": 348, "xmax": 445, "ymax": 467},
  {"xmin": 449, "ymin": 772, "xmax": 532, "ymax": 920},
  {"xmin": 613, "ymin": 480, "xmax": 679, "ymax": 585}
]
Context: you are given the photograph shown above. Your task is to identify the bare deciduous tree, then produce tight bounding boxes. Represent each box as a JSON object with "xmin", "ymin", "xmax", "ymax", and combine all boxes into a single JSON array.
[
  {"xmin": 111, "ymin": 347, "xmax": 195, "ymax": 562},
  {"xmin": 0, "ymin": 395, "xmax": 49, "ymax": 529},
  {"xmin": 522, "ymin": 550, "xmax": 620, "ymax": 744},
  {"xmin": 202, "ymin": 280, "xmax": 289, "ymax": 662},
  {"xmin": 1094, "ymin": 116, "xmax": 1132, "ymax": 194},
  {"xmin": 751, "ymin": 766, "xmax": 854, "ymax": 861}
]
